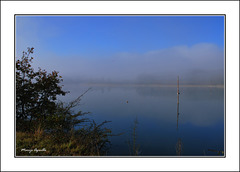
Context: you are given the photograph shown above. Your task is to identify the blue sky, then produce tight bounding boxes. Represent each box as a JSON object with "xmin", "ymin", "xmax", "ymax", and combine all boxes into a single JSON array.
[{"xmin": 16, "ymin": 15, "xmax": 224, "ymax": 85}]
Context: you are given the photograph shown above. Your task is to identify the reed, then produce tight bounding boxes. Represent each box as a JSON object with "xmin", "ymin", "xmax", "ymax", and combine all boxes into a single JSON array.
[{"xmin": 128, "ymin": 117, "xmax": 141, "ymax": 156}]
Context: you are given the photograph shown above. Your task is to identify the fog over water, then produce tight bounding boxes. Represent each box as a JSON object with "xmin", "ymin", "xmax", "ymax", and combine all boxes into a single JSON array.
[
  {"xmin": 15, "ymin": 16, "xmax": 225, "ymax": 156},
  {"xmin": 32, "ymin": 43, "xmax": 224, "ymax": 86}
]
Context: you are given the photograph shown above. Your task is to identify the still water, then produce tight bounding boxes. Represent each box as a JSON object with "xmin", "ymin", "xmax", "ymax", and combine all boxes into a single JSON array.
[{"xmin": 60, "ymin": 84, "xmax": 224, "ymax": 156}]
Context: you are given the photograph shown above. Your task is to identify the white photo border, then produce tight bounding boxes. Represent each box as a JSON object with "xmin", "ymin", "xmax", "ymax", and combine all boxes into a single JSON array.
[{"xmin": 1, "ymin": 1, "xmax": 239, "ymax": 171}]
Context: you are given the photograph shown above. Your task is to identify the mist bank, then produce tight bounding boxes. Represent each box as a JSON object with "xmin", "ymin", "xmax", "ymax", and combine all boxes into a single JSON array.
[
  {"xmin": 33, "ymin": 43, "xmax": 224, "ymax": 86},
  {"xmin": 62, "ymin": 76, "xmax": 224, "ymax": 87}
]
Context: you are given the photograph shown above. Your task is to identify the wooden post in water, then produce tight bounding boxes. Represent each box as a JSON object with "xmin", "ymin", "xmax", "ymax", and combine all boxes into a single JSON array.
[
  {"xmin": 176, "ymin": 76, "xmax": 182, "ymax": 155},
  {"xmin": 177, "ymin": 76, "xmax": 180, "ymax": 104},
  {"xmin": 177, "ymin": 76, "xmax": 180, "ymax": 130}
]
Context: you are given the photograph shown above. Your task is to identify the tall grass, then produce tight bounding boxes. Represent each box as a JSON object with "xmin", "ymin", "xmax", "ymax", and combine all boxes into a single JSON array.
[
  {"xmin": 128, "ymin": 117, "xmax": 141, "ymax": 156},
  {"xmin": 16, "ymin": 120, "xmax": 111, "ymax": 156}
]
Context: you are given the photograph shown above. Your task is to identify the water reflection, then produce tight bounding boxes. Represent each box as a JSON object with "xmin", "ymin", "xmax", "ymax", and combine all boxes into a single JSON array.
[
  {"xmin": 176, "ymin": 138, "xmax": 183, "ymax": 156},
  {"xmin": 177, "ymin": 76, "xmax": 180, "ymax": 131},
  {"xmin": 176, "ymin": 76, "xmax": 183, "ymax": 156},
  {"xmin": 60, "ymin": 82, "xmax": 224, "ymax": 156}
]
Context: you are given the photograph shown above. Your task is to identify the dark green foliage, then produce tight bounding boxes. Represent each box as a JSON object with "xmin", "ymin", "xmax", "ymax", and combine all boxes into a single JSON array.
[
  {"xmin": 16, "ymin": 48, "xmax": 111, "ymax": 156},
  {"xmin": 16, "ymin": 47, "xmax": 67, "ymax": 131}
]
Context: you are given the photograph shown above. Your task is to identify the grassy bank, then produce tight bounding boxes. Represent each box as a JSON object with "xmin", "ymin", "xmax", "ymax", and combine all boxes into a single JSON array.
[{"xmin": 16, "ymin": 120, "xmax": 111, "ymax": 156}]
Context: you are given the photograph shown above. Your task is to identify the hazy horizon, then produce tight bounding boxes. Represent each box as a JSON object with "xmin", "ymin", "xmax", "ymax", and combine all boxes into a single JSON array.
[
  {"xmin": 15, "ymin": 15, "xmax": 225, "ymax": 157},
  {"xmin": 16, "ymin": 16, "xmax": 224, "ymax": 86}
]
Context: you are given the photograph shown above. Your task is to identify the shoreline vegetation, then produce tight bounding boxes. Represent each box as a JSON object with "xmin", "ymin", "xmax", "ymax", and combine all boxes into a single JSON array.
[{"xmin": 16, "ymin": 48, "xmax": 112, "ymax": 156}]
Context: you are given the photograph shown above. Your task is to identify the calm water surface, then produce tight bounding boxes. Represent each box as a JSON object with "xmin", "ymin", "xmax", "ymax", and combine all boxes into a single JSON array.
[{"xmin": 60, "ymin": 84, "xmax": 224, "ymax": 156}]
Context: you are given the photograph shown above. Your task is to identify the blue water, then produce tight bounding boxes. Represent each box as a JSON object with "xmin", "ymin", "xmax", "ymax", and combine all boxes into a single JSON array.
[{"xmin": 60, "ymin": 84, "xmax": 224, "ymax": 156}]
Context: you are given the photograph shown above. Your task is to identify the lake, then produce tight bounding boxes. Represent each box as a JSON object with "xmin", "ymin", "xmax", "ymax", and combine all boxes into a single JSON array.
[{"xmin": 59, "ymin": 83, "xmax": 224, "ymax": 156}]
